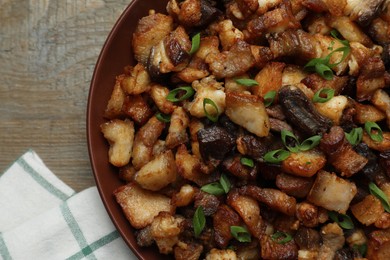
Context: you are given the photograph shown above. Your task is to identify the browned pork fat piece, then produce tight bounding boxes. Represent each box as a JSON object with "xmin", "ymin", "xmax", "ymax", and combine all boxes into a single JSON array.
[
  {"xmin": 236, "ymin": 134, "xmax": 273, "ymax": 160},
  {"xmin": 320, "ymin": 126, "xmax": 368, "ymax": 177},
  {"xmin": 167, "ymin": 0, "xmax": 222, "ymax": 28},
  {"xmin": 174, "ymin": 242, "xmax": 203, "ymax": 260},
  {"xmin": 294, "ymin": 226, "xmax": 321, "ymax": 250},
  {"xmin": 344, "ymin": 0, "xmax": 386, "ymax": 26},
  {"xmin": 278, "ymin": 85, "xmax": 332, "ymax": 136},
  {"xmin": 194, "ymin": 191, "xmax": 220, "ymax": 216},
  {"xmin": 122, "ymin": 95, "xmax": 153, "ymax": 125},
  {"xmin": 267, "ymin": 29, "xmax": 318, "ymax": 61},
  {"xmin": 133, "ymin": 12, "xmax": 174, "ymax": 65},
  {"xmin": 205, "ymin": 39, "xmax": 255, "ymax": 79},
  {"xmin": 296, "ymin": 201, "xmax": 325, "ymax": 228},
  {"xmin": 379, "ymin": 151, "xmax": 390, "ymax": 178},
  {"xmin": 239, "ymin": 185, "xmax": 297, "ymax": 216},
  {"xmin": 213, "ymin": 204, "xmax": 241, "ymax": 248},
  {"xmin": 197, "ymin": 125, "xmax": 235, "ymax": 161},
  {"xmin": 307, "ymin": 170, "xmax": 357, "ymax": 214},
  {"xmin": 317, "ymin": 223, "xmax": 345, "ymax": 260},
  {"xmin": 222, "ymin": 154, "xmax": 258, "ymax": 180},
  {"xmin": 260, "ymin": 234, "xmax": 298, "ymax": 260},
  {"xmin": 366, "ymin": 228, "xmax": 390, "ymax": 260},
  {"xmin": 276, "ymin": 173, "xmax": 314, "ymax": 198}
]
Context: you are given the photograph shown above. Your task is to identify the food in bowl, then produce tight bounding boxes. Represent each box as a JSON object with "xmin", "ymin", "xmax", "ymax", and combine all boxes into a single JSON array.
[{"xmin": 100, "ymin": 0, "xmax": 390, "ymax": 259}]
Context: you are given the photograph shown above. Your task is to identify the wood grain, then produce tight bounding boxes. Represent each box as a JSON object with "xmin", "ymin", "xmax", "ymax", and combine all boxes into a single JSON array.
[{"xmin": 0, "ymin": 0, "xmax": 131, "ymax": 191}]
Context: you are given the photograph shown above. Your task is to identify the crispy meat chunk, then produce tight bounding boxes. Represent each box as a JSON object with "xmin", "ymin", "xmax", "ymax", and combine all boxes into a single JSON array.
[
  {"xmin": 281, "ymin": 149, "xmax": 326, "ymax": 178},
  {"xmin": 121, "ymin": 63, "xmax": 151, "ymax": 95},
  {"xmin": 166, "ymin": 107, "xmax": 190, "ymax": 149},
  {"xmin": 113, "ymin": 182, "xmax": 173, "ymax": 229},
  {"xmin": 150, "ymin": 84, "xmax": 176, "ymax": 115},
  {"xmin": 205, "ymin": 40, "xmax": 255, "ymax": 79},
  {"xmin": 101, "ymin": 119, "xmax": 135, "ymax": 167},
  {"xmin": 296, "ymin": 201, "xmax": 322, "ymax": 228},
  {"xmin": 174, "ymin": 241, "xmax": 203, "ymax": 260},
  {"xmin": 307, "ymin": 170, "xmax": 357, "ymax": 214},
  {"xmin": 320, "ymin": 126, "xmax": 368, "ymax": 177},
  {"xmin": 122, "ymin": 95, "xmax": 153, "ymax": 125},
  {"xmin": 205, "ymin": 248, "xmax": 237, "ymax": 260},
  {"xmin": 104, "ymin": 74, "xmax": 126, "ymax": 119},
  {"xmin": 194, "ymin": 191, "xmax": 220, "ymax": 216},
  {"xmin": 213, "ymin": 204, "xmax": 241, "ymax": 248},
  {"xmin": 197, "ymin": 125, "xmax": 235, "ymax": 161},
  {"xmin": 260, "ymin": 234, "xmax": 298, "ymax": 260},
  {"xmin": 132, "ymin": 12, "xmax": 174, "ymax": 65},
  {"xmin": 172, "ymin": 184, "xmax": 196, "ymax": 208},
  {"xmin": 367, "ymin": 228, "xmax": 390, "ymax": 260},
  {"xmin": 239, "ymin": 185, "xmax": 297, "ymax": 216},
  {"xmin": 372, "ymin": 89, "xmax": 390, "ymax": 129},
  {"xmin": 314, "ymin": 95, "xmax": 349, "ymax": 125},
  {"xmin": 318, "ymin": 223, "xmax": 345, "ymax": 260},
  {"xmin": 253, "ymin": 62, "xmax": 285, "ymax": 98},
  {"xmin": 276, "ymin": 173, "xmax": 314, "ymax": 198},
  {"xmin": 351, "ymin": 195, "xmax": 384, "ymax": 226},
  {"xmin": 222, "ymin": 155, "xmax": 257, "ymax": 180},
  {"xmin": 225, "ymin": 91, "xmax": 270, "ymax": 137}
]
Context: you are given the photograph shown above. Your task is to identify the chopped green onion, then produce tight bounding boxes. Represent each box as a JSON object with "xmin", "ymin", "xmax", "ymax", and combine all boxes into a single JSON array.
[
  {"xmin": 193, "ymin": 206, "xmax": 206, "ymax": 237},
  {"xmin": 264, "ymin": 90, "xmax": 277, "ymax": 107},
  {"xmin": 189, "ymin": 33, "xmax": 201, "ymax": 55},
  {"xmin": 203, "ymin": 98, "xmax": 219, "ymax": 122},
  {"xmin": 353, "ymin": 243, "xmax": 367, "ymax": 257},
  {"xmin": 263, "ymin": 149, "xmax": 290, "ymax": 164},
  {"xmin": 230, "ymin": 226, "xmax": 251, "ymax": 243},
  {"xmin": 235, "ymin": 78, "xmax": 259, "ymax": 87},
  {"xmin": 328, "ymin": 211, "xmax": 354, "ymax": 229},
  {"xmin": 166, "ymin": 86, "xmax": 195, "ymax": 102},
  {"xmin": 240, "ymin": 157, "xmax": 254, "ymax": 167},
  {"xmin": 313, "ymin": 88, "xmax": 335, "ymax": 103},
  {"xmin": 299, "ymin": 135, "xmax": 321, "ymax": 151},
  {"xmin": 200, "ymin": 182, "xmax": 225, "ymax": 196},
  {"xmin": 330, "ymin": 30, "xmax": 349, "ymax": 46},
  {"xmin": 364, "ymin": 121, "xmax": 384, "ymax": 142},
  {"xmin": 369, "ymin": 182, "xmax": 390, "ymax": 213},
  {"xmin": 315, "ymin": 63, "xmax": 334, "ymax": 80},
  {"xmin": 219, "ymin": 174, "xmax": 231, "ymax": 194},
  {"xmin": 271, "ymin": 231, "xmax": 292, "ymax": 244},
  {"xmin": 345, "ymin": 127, "xmax": 363, "ymax": 145},
  {"xmin": 281, "ymin": 130, "xmax": 300, "ymax": 153},
  {"xmin": 155, "ymin": 112, "xmax": 171, "ymax": 123}
]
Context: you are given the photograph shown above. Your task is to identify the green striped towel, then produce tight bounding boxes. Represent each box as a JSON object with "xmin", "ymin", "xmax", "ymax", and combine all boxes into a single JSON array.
[{"xmin": 0, "ymin": 150, "xmax": 136, "ymax": 260}]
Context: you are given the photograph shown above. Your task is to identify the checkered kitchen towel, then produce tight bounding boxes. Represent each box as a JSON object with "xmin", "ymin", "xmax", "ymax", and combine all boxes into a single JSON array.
[{"xmin": 0, "ymin": 150, "xmax": 136, "ymax": 260}]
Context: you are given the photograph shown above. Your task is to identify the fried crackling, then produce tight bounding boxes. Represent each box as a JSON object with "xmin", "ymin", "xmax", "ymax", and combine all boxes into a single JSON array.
[
  {"xmin": 174, "ymin": 241, "xmax": 203, "ymax": 260},
  {"xmin": 150, "ymin": 84, "xmax": 176, "ymax": 115},
  {"xmin": 225, "ymin": 91, "xmax": 270, "ymax": 137},
  {"xmin": 371, "ymin": 89, "xmax": 390, "ymax": 128},
  {"xmin": 213, "ymin": 204, "xmax": 241, "ymax": 248},
  {"xmin": 366, "ymin": 228, "xmax": 390, "ymax": 260},
  {"xmin": 307, "ymin": 170, "xmax": 357, "ymax": 214},
  {"xmin": 353, "ymin": 102, "xmax": 386, "ymax": 124},
  {"xmin": 239, "ymin": 185, "xmax": 297, "ymax": 216},
  {"xmin": 150, "ymin": 212, "xmax": 184, "ymax": 254},
  {"xmin": 296, "ymin": 201, "xmax": 322, "ymax": 228},
  {"xmin": 113, "ymin": 182, "xmax": 173, "ymax": 229},
  {"xmin": 276, "ymin": 173, "xmax": 314, "ymax": 198},
  {"xmin": 171, "ymin": 184, "xmax": 196, "ymax": 208},
  {"xmin": 122, "ymin": 95, "xmax": 153, "ymax": 125},
  {"xmin": 314, "ymin": 95, "xmax": 349, "ymax": 125},
  {"xmin": 320, "ymin": 126, "xmax": 368, "ymax": 177},
  {"xmin": 120, "ymin": 64, "xmax": 151, "ymax": 96},
  {"xmin": 132, "ymin": 12, "xmax": 174, "ymax": 65},
  {"xmin": 104, "ymin": 74, "xmax": 126, "ymax": 119},
  {"xmin": 132, "ymin": 116, "xmax": 166, "ymax": 170},
  {"xmin": 134, "ymin": 150, "xmax": 177, "ymax": 191},
  {"xmin": 166, "ymin": 107, "xmax": 190, "ymax": 149},
  {"xmin": 227, "ymin": 190, "xmax": 264, "ymax": 239},
  {"xmin": 281, "ymin": 149, "xmax": 327, "ymax": 178},
  {"xmin": 253, "ymin": 62, "xmax": 285, "ymax": 98},
  {"xmin": 260, "ymin": 234, "xmax": 298, "ymax": 260},
  {"xmin": 205, "ymin": 248, "xmax": 237, "ymax": 260},
  {"xmin": 317, "ymin": 222, "xmax": 345, "ymax": 260},
  {"xmin": 362, "ymin": 131, "xmax": 390, "ymax": 152},
  {"xmin": 101, "ymin": 119, "xmax": 135, "ymax": 167}
]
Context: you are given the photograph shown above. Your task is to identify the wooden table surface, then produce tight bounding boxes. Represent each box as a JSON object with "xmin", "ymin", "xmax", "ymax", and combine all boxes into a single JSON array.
[{"xmin": 0, "ymin": 0, "xmax": 132, "ymax": 192}]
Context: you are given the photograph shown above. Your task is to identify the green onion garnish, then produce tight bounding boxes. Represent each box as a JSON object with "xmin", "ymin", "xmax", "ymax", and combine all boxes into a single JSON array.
[
  {"xmin": 299, "ymin": 135, "xmax": 321, "ymax": 151},
  {"xmin": 264, "ymin": 90, "xmax": 277, "ymax": 107},
  {"xmin": 364, "ymin": 121, "xmax": 384, "ymax": 142},
  {"xmin": 240, "ymin": 157, "xmax": 254, "ymax": 167},
  {"xmin": 166, "ymin": 86, "xmax": 195, "ymax": 102},
  {"xmin": 312, "ymin": 88, "xmax": 335, "ymax": 103},
  {"xmin": 271, "ymin": 231, "xmax": 292, "ymax": 244},
  {"xmin": 189, "ymin": 33, "xmax": 201, "ymax": 55},
  {"xmin": 369, "ymin": 182, "xmax": 390, "ymax": 213},
  {"xmin": 230, "ymin": 226, "xmax": 251, "ymax": 243},
  {"xmin": 201, "ymin": 174, "xmax": 231, "ymax": 196},
  {"xmin": 281, "ymin": 130, "xmax": 300, "ymax": 152},
  {"xmin": 263, "ymin": 149, "xmax": 290, "ymax": 164},
  {"xmin": 155, "ymin": 112, "xmax": 171, "ymax": 123},
  {"xmin": 345, "ymin": 127, "xmax": 363, "ymax": 145},
  {"xmin": 328, "ymin": 211, "xmax": 354, "ymax": 229},
  {"xmin": 353, "ymin": 243, "xmax": 367, "ymax": 257},
  {"xmin": 235, "ymin": 78, "xmax": 259, "ymax": 87},
  {"xmin": 203, "ymin": 98, "xmax": 219, "ymax": 122},
  {"xmin": 193, "ymin": 206, "xmax": 205, "ymax": 237}
]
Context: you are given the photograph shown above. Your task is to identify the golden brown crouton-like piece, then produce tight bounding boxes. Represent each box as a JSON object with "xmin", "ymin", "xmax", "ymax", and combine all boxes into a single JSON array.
[
  {"xmin": 134, "ymin": 150, "xmax": 177, "ymax": 191},
  {"xmin": 354, "ymin": 102, "xmax": 386, "ymax": 124},
  {"xmin": 132, "ymin": 116, "xmax": 166, "ymax": 170},
  {"xmin": 132, "ymin": 12, "xmax": 173, "ymax": 65},
  {"xmin": 171, "ymin": 184, "xmax": 196, "ymax": 207},
  {"xmin": 362, "ymin": 131, "xmax": 390, "ymax": 152},
  {"xmin": 307, "ymin": 170, "xmax": 357, "ymax": 214},
  {"xmin": 101, "ymin": 119, "xmax": 135, "ymax": 167},
  {"xmin": 150, "ymin": 212, "xmax": 183, "ymax": 254},
  {"xmin": 104, "ymin": 74, "xmax": 126, "ymax": 119},
  {"xmin": 175, "ymin": 144, "xmax": 203, "ymax": 184},
  {"xmin": 165, "ymin": 107, "xmax": 190, "ymax": 149},
  {"xmin": 282, "ymin": 149, "xmax": 327, "ymax": 177},
  {"xmin": 227, "ymin": 190, "xmax": 263, "ymax": 239},
  {"xmin": 121, "ymin": 63, "xmax": 151, "ymax": 95},
  {"xmin": 113, "ymin": 182, "xmax": 173, "ymax": 229},
  {"xmin": 150, "ymin": 84, "xmax": 176, "ymax": 115},
  {"xmin": 253, "ymin": 62, "xmax": 285, "ymax": 98},
  {"xmin": 122, "ymin": 95, "xmax": 153, "ymax": 126},
  {"xmin": 205, "ymin": 248, "xmax": 237, "ymax": 260},
  {"xmin": 314, "ymin": 95, "xmax": 349, "ymax": 125},
  {"xmin": 225, "ymin": 91, "xmax": 270, "ymax": 137},
  {"xmin": 351, "ymin": 195, "xmax": 384, "ymax": 226}
]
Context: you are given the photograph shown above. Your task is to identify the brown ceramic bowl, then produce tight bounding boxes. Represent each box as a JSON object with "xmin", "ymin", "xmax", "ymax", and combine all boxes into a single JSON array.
[{"xmin": 87, "ymin": 0, "xmax": 171, "ymax": 259}]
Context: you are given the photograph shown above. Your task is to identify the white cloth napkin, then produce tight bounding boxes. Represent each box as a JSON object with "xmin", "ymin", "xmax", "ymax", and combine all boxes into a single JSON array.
[{"xmin": 0, "ymin": 150, "xmax": 137, "ymax": 260}]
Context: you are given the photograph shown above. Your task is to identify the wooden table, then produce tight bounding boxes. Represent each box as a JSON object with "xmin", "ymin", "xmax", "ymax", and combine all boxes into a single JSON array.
[{"xmin": 0, "ymin": 0, "xmax": 131, "ymax": 192}]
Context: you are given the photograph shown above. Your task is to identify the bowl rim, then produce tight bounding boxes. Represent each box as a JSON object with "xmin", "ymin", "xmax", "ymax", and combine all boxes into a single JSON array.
[{"xmin": 86, "ymin": 1, "xmax": 143, "ymax": 259}]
